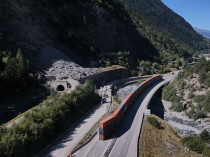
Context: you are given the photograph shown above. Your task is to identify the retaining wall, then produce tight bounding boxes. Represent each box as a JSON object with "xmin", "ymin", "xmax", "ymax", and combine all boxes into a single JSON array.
[{"xmin": 78, "ymin": 68, "xmax": 129, "ymax": 87}]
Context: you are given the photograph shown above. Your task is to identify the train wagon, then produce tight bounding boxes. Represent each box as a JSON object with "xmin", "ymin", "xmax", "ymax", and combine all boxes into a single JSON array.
[
  {"xmin": 99, "ymin": 116, "xmax": 116, "ymax": 140},
  {"xmin": 99, "ymin": 74, "xmax": 162, "ymax": 140}
]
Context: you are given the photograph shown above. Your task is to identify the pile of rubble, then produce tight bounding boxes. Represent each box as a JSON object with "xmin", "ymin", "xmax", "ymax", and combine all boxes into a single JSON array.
[
  {"xmin": 46, "ymin": 60, "xmax": 102, "ymax": 80},
  {"xmin": 38, "ymin": 45, "xmax": 102, "ymax": 81}
]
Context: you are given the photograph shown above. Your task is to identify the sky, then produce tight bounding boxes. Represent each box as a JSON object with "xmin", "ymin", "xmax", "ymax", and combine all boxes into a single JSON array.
[{"xmin": 161, "ymin": 0, "xmax": 210, "ymax": 30}]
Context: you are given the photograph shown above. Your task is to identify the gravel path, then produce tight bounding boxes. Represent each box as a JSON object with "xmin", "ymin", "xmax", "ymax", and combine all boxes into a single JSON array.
[{"xmin": 116, "ymin": 84, "xmax": 137, "ymax": 101}]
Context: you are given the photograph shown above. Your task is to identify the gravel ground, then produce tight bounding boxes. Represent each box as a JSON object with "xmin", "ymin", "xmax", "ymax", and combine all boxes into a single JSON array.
[
  {"xmin": 116, "ymin": 84, "xmax": 137, "ymax": 101},
  {"xmin": 163, "ymin": 100, "xmax": 210, "ymax": 137}
]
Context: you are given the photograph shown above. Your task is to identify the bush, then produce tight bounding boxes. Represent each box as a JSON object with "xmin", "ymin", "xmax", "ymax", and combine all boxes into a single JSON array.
[
  {"xmin": 193, "ymin": 110, "xmax": 207, "ymax": 120},
  {"xmin": 113, "ymin": 95, "xmax": 121, "ymax": 104},
  {"xmin": 182, "ymin": 136, "xmax": 205, "ymax": 154},
  {"xmin": 200, "ymin": 130, "xmax": 210, "ymax": 143},
  {"xmin": 203, "ymin": 91, "xmax": 210, "ymax": 112},
  {"xmin": 203, "ymin": 147, "xmax": 210, "ymax": 157},
  {"xmin": 136, "ymin": 79, "xmax": 144, "ymax": 85},
  {"xmin": 162, "ymin": 84, "xmax": 180, "ymax": 102},
  {"xmin": 170, "ymin": 102, "xmax": 184, "ymax": 112},
  {"xmin": 186, "ymin": 107, "xmax": 195, "ymax": 119},
  {"xmin": 148, "ymin": 117, "xmax": 163, "ymax": 129},
  {"xmin": 193, "ymin": 95, "xmax": 205, "ymax": 103}
]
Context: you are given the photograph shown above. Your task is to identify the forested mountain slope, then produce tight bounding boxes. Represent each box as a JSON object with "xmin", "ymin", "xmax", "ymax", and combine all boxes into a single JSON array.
[
  {"xmin": 0, "ymin": 0, "xmax": 210, "ymax": 69},
  {"xmin": 122, "ymin": 0, "xmax": 210, "ymax": 60},
  {"xmin": 0, "ymin": 0, "xmax": 158, "ymax": 67}
]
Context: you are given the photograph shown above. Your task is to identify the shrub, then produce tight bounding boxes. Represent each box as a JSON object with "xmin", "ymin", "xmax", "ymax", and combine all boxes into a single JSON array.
[
  {"xmin": 186, "ymin": 107, "xmax": 195, "ymax": 119},
  {"xmin": 136, "ymin": 79, "xmax": 144, "ymax": 85},
  {"xmin": 148, "ymin": 117, "xmax": 163, "ymax": 129},
  {"xmin": 182, "ymin": 136, "xmax": 205, "ymax": 154},
  {"xmin": 193, "ymin": 95, "xmax": 205, "ymax": 103},
  {"xmin": 170, "ymin": 102, "xmax": 184, "ymax": 112},
  {"xmin": 113, "ymin": 95, "xmax": 121, "ymax": 104},
  {"xmin": 203, "ymin": 147, "xmax": 210, "ymax": 157},
  {"xmin": 203, "ymin": 91, "xmax": 210, "ymax": 112},
  {"xmin": 200, "ymin": 130, "xmax": 210, "ymax": 143},
  {"xmin": 180, "ymin": 81, "xmax": 186, "ymax": 89},
  {"xmin": 188, "ymin": 91, "xmax": 194, "ymax": 99},
  {"xmin": 162, "ymin": 84, "xmax": 180, "ymax": 102},
  {"xmin": 193, "ymin": 110, "xmax": 207, "ymax": 120}
]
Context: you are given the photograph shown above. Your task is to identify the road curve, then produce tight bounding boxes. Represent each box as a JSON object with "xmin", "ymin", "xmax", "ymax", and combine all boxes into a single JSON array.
[
  {"xmin": 73, "ymin": 72, "xmax": 178, "ymax": 157},
  {"xmin": 109, "ymin": 81, "xmax": 165, "ymax": 157}
]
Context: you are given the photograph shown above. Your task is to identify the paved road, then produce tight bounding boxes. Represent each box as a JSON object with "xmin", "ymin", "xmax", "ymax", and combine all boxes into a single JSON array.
[
  {"xmin": 109, "ymin": 82, "xmax": 165, "ymax": 157},
  {"xmin": 73, "ymin": 72, "xmax": 178, "ymax": 157}
]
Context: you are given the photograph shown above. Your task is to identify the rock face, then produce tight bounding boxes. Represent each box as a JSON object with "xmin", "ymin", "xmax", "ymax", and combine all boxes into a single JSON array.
[
  {"xmin": 38, "ymin": 45, "xmax": 102, "ymax": 80},
  {"xmin": 163, "ymin": 100, "xmax": 210, "ymax": 137}
]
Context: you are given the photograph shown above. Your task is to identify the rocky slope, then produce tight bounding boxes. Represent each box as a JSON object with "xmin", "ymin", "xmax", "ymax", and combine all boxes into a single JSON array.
[
  {"xmin": 160, "ymin": 60, "xmax": 210, "ymax": 136},
  {"xmin": 163, "ymin": 100, "xmax": 210, "ymax": 137},
  {"xmin": 38, "ymin": 45, "xmax": 102, "ymax": 80}
]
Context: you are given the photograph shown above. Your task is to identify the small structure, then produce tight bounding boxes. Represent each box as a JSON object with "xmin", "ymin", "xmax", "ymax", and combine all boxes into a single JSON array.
[
  {"xmin": 51, "ymin": 80, "xmax": 70, "ymax": 91},
  {"xmin": 203, "ymin": 54, "xmax": 210, "ymax": 60},
  {"xmin": 144, "ymin": 109, "xmax": 151, "ymax": 115}
]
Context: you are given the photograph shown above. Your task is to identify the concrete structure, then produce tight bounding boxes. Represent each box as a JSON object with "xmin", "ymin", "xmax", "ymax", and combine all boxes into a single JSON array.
[
  {"xmin": 79, "ymin": 68, "xmax": 129, "ymax": 87},
  {"xmin": 203, "ymin": 53, "xmax": 210, "ymax": 60},
  {"xmin": 51, "ymin": 80, "xmax": 69, "ymax": 91}
]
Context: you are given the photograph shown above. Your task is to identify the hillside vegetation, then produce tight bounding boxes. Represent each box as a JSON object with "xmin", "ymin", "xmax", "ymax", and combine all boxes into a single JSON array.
[
  {"xmin": 162, "ymin": 59, "xmax": 210, "ymax": 120},
  {"xmin": 0, "ymin": 49, "xmax": 45, "ymax": 101},
  {"xmin": 0, "ymin": 80, "xmax": 100, "ymax": 157},
  {"xmin": 182, "ymin": 130, "xmax": 210, "ymax": 156},
  {"xmin": 0, "ymin": 0, "xmax": 210, "ymax": 69},
  {"xmin": 122, "ymin": 0, "xmax": 210, "ymax": 57}
]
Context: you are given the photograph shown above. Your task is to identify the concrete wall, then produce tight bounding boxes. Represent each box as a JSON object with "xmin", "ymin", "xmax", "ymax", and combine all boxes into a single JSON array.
[{"xmin": 78, "ymin": 68, "xmax": 129, "ymax": 87}]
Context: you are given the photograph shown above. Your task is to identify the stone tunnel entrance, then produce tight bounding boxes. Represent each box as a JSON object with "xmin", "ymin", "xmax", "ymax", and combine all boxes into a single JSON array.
[{"xmin": 56, "ymin": 85, "xmax": 65, "ymax": 91}]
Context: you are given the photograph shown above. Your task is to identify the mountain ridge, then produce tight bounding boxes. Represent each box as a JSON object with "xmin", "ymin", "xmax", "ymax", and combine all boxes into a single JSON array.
[{"xmin": 194, "ymin": 27, "xmax": 210, "ymax": 39}]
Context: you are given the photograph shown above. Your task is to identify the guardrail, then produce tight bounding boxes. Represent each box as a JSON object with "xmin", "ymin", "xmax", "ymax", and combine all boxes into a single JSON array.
[{"xmin": 4, "ymin": 105, "xmax": 39, "ymax": 128}]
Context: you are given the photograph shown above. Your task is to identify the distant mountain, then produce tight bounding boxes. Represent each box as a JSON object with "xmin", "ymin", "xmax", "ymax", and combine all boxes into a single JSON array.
[
  {"xmin": 194, "ymin": 27, "xmax": 210, "ymax": 39},
  {"xmin": 122, "ymin": 0, "xmax": 210, "ymax": 54}
]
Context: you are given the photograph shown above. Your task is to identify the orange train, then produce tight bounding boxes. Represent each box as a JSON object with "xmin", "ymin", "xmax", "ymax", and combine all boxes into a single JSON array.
[{"xmin": 99, "ymin": 74, "xmax": 162, "ymax": 140}]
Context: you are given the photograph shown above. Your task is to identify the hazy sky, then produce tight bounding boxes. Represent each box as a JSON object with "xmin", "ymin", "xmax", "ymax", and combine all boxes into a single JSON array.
[{"xmin": 161, "ymin": 0, "xmax": 210, "ymax": 30}]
